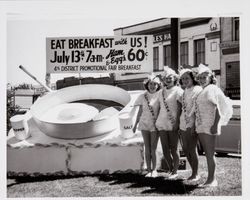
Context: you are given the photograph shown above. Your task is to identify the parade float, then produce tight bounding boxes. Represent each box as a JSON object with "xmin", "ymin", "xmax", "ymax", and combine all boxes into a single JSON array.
[
  {"xmin": 7, "ymin": 66, "xmax": 144, "ymax": 177},
  {"xmin": 7, "ymin": 35, "xmax": 155, "ymax": 176}
]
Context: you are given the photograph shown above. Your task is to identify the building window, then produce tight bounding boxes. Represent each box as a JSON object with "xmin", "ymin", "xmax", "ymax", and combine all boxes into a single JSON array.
[
  {"xmin": 194, "ymin": 39, "xmax": 205, "ymax": 66},
  {"xmin": 153, "ymin": 47, "xmax": 159, "ymax": 71},
  {"xmin": 226, "ymin": 62, "xmax": 240, "ymax": 88},
  {"xmin": 233, "ymin": 17, "xmax": 239, "ymax": 41},
  {"xmin": 225, "ymin": 61, "xmax": 240, "ymax": 99},
  {"xmin": 180, "ymin": 42, "xmax": 189, "ymax": 66},
  {"xmin": 163, "ymin": 45, "xmax": 171, "ymax": 67}
]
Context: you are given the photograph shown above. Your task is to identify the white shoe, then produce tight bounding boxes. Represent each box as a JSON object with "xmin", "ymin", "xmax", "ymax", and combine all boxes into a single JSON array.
[
  {"xmin": 168, "ymin": 173, "xmax": 178, "ymax": 179},
  {"xmin": 165, "ymin": 171, "xmax": 172, "ymax": 177},
  {"xmin": 151, "ymin": 170, "xmax": 158, "ymax": 178},
  {"xmin": 145, "ymin": 172, "xmax": 152, "ymax": 177}
]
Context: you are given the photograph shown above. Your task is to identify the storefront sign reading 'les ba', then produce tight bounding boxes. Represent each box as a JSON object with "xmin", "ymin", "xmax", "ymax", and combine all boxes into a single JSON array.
[{"xmin": 46, "ymin": 36, "xmax": 153, "ymax": 73}]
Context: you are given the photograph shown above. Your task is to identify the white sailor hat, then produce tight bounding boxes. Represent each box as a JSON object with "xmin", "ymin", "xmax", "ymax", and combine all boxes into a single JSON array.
[
  {"xmin": 162, "ymin": 66, "xmax": 178, "ymax": 77},
  {"xmin": 179, "ymin": 68, "xmax": 192, "ymax": 78},
  {"xmin": 145, "ymin": 73, "xmax": 161, "ymax": 85},
  {"xmin": 197, "ymin": 64, "xmax": 212, "ymax": 75}
]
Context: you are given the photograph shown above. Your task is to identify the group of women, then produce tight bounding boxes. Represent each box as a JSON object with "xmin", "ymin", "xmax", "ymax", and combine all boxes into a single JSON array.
[{"xmin": 132, "ymin": 64, "xmax": 233, "ymax": 187}]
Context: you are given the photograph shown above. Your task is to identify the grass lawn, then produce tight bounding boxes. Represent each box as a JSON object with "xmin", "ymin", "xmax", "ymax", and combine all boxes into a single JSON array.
[{"xmin": 7, "ymin": 154, "xmax": 241, "ymax": 197}]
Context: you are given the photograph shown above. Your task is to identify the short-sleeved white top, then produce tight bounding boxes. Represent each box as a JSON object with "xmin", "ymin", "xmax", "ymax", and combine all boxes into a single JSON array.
[
  {"xmin": 180, "ymin": 85, "xmax": 202, "ymax": 131},
  {"xmin": 134, "ymin": 91, "xmax": 160, "ymax": 132},
  {"xmin": 195, "ymin": 84, "xmax": 233, "ymax": 135},
  {"xmin": 155, "ymin": 86, "xmax": 183, "ymax": 131}
]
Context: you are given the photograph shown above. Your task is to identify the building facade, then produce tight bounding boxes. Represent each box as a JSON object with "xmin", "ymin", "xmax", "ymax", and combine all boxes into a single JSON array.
[
  {"xmin": 220, "ymin": 17, "xmax": 240, "ymax": 99},
  {"xmin": 113, "ymin": 17, "xmax": 240, "ymax": 99}
]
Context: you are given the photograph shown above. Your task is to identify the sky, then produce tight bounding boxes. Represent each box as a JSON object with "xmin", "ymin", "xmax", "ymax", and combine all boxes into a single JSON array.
[
  {"xmin": 1, "ymin": 0, "xmax": 250, "ymax": 199},
  {"xmin": 5, "ymin": 0, "xmax": 249, "ymax": 86},
  {"xmin": 7, "ymin": 17, "xmax": 151, "ymax": 86}
]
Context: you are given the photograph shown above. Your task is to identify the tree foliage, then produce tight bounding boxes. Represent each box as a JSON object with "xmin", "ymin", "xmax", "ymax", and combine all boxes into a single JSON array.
[{"xmin": 6, "ymin": 84, "xmax": 20, "ymax": 134}]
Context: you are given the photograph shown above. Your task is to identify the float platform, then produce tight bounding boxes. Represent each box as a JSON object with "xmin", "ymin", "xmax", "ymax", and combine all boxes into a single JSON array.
[{"xmin": 7, "ymin": 118, "xmax": 144, "ymax": 177}]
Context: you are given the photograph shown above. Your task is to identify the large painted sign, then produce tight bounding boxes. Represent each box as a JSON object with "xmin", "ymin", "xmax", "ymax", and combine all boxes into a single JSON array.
[{"xmin": 46, "ymin": 36, "xmax": 153, "ymax": 73}]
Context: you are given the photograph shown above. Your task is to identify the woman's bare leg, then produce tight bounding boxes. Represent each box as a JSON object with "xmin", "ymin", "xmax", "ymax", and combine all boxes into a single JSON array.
[
  {"xmin": 159, "ymin": 131, "xmax": 173, "ymax": 172},
  {"xmin": 169, "ymin": 130, "xmax": 180, "ymax": 175},
  {"xmin": 142, "ymin": 130, "xmax": 152, "ymax": 175},
  {"xmin": 198, "ymin": 133, "xmax": 217, "ymax": 185}
]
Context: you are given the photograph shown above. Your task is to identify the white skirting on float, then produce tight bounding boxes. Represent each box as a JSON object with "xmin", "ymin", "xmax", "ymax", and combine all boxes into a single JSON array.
[{"xmin": 7, "ymin": 119, "xmax": 144, "ymax": 177}]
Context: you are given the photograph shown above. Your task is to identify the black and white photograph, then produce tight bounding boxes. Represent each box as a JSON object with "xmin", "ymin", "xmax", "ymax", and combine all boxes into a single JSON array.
[{"xmin": 1, "ymin": 0, "xmax": 249, "ymax": 199}]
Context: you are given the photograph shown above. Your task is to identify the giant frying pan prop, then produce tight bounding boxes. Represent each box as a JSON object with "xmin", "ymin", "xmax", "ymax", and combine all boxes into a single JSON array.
[{"xmin": 19, "ymin": 65, "xmax": 131, "ymax": 139}]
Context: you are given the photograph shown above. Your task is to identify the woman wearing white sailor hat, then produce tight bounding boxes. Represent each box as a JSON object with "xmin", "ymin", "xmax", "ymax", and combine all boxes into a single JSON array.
[
  {"xmin": 155, "ymin": 66, "xmax": 183, "ymax": 179},
  {"xmin": 178, "ymin": 66, "xmax": 202, "ymax": 181},
  {"xmin": 132, "ymin": 73, "xmax": 161, "ymax": 178},
  {"xmin": 194, "ymin": 64, "xmax": 233, "ymax": 187}
]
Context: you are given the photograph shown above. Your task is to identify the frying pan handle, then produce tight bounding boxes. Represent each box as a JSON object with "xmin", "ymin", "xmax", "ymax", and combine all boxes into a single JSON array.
[{"xmin": 19, "ymin": 65, "xmax": 53, "ymax": 92}]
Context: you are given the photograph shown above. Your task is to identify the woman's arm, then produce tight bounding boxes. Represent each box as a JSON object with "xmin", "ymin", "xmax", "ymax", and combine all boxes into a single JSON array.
[
  {"xmin": 190, "ymin": 113, "xmax": 196, "ymax": 135},
  {"xmin": 210, "ymin": 107, "xmax": 220, "ymax": 134},
  {"xmin": 132, "ymin": 105, "xmax": 142, "ymax": 133},
  {"xmin": 174, "ymin": 101, "xmax": 182, "ymax": 131}
]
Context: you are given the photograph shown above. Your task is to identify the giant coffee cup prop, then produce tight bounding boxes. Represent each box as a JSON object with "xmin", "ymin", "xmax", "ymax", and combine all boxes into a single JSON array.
[
  {"xmin": 30, "ymin": 84, "xmax": 131, "ymax": 139},
  {"xmin": 10, "ymin": 112, "xmax": 32, "ymax": 140},
  {"xmin": 118, "ymin": 112, "xmax": 134, "ymax": 139}
]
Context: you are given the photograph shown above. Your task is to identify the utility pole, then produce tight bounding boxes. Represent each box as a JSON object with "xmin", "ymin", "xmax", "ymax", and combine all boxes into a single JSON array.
[{"xmin": 170, "ymin": 18, "xmax": 180, "ymax": 73}]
